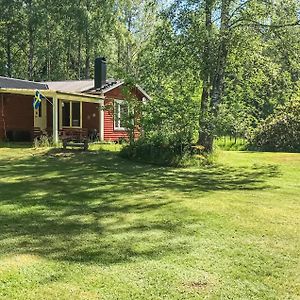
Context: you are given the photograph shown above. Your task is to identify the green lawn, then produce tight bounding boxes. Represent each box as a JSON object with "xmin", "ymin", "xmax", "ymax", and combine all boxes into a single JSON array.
[{"xmin": 0, "ymin": 145, "xmax": 299, "ymax": 299}]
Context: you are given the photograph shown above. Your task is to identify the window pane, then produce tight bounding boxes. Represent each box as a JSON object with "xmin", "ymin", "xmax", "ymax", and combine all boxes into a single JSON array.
[
  {"xmin": 114, "ymin": 102, "xmax": 120, "ymax": 128},
  {"xmin": 120, "ymin": 103, "xmax": 128, "ymax": 128},
  {"xmin": 72, "ymin": 102, "xmax": 80, "ymax": 127},
  {"xmin": 62, "ymin": 101, "xmax": 70, "ymax": 127}
]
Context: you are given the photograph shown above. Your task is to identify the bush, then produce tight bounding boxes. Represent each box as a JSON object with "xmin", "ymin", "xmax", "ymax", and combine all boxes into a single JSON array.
[
  {"xmin": 120, "ymin": 137, "xmax": 212, "ymax": 167},
  {"xmin": 250, "ymin": 99, "xmax": 300, "ymax": 152},
  {"xmin": 33, "ymin": 135, "xmax": 53, "ymax": 148}
]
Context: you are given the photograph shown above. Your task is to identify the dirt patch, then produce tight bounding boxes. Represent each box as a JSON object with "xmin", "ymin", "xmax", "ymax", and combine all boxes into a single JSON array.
[
  {"xmin": 0, "ymin": 254, "xmax": 42, "ymax": 272},
  {"xmin": 183, "ymin": 280, "xmax": 214, "ymax": 292}
]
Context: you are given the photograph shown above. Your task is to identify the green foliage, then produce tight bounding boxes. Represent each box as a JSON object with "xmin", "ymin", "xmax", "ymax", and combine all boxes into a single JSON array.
[
  {"xmin": 215, "ymin": 103, "xmax": 255, "ymax": 139},
  {"xmin": 120, "ymin": 82, "xmax": 201, "ymax": 166},
  {"xmin": 223, "ymin": 23, "xmax": 300, "ymax": 127},
  {"xmin": 143, "ymin": 91, "xmax": 199, "ymax": 147},
  {"xmin": 117, "ymin": 75, "xmax": 201, "ymax": 165},
  {"xmin": 120, "ymin": 80, "xmax": 145, "ymax": 145},
  {"xmin": 139, "ymin": 0, "xmax": 300, "ymax": 150},
  {"xmin": 120, "ymin": 137, "xmax": 191, "ymax": 167},
  {"xmin": 120, "ymin": 137, "xmax": 215, "ymax": 167},
  {"xmin": 120, "ymin": 136, "xmax": 208, "ymax": 167},
  {"xmin": 250, "ymin": 99, "xmax": 300, "ymax": 152},
  {"xmin": 33, "ymin": 135, "xmax": 54, "ymax": 148}
]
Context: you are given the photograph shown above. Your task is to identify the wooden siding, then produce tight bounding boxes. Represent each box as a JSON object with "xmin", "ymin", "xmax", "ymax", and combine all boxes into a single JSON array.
[
  {"xmin": 103, "ymin": 99, "xmax": 128, "ymax": 141},
  {"xmin": 0, "ymin": 94, "xmax": 34, "ymax": 140},
  {"xmin": 103, "ymin": 86, "xmax": 143, "ymax": 141},
  {"xmin": 82, "ymin": 102, "xmax": 100, "ymax": 135}
]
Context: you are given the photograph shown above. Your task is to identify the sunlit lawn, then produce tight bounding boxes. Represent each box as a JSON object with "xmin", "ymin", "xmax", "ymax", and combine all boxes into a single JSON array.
[{"xmin": 0, "ymin": 144, "xmax": 299, "ymax": 299}]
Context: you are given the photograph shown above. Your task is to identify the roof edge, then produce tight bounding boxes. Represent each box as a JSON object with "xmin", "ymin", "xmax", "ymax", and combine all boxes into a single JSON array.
[
  {"xmin": 0, "ymin": 76, "xmax": 48, "ymax": 89},
  {"xmin": 136, "ymin": 84, "xmax": 152, "ymax": 100},
  {"xmin": 0, "ymin": 88, "xmax": 104, "ymax": 101},
  {"xmin": 88, "ymin": 82, "xmax": 152, "ymax": 100}
]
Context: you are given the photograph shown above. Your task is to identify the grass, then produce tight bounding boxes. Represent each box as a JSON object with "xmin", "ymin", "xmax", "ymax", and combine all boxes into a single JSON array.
[{"xmin": 0, "ymin": 144, "xmax": 299, "ymax": 299}]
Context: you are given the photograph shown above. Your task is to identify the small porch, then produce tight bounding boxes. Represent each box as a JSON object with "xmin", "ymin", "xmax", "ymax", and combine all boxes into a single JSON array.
[{"xmin": 0, "ymin": 88, "xmax": 104, "ymax": 143}]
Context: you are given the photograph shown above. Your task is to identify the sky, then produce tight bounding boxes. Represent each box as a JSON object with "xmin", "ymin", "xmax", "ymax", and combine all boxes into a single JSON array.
[{"xmin": 159, "ymin": 0, "xmax": 174, "ymax": 9}]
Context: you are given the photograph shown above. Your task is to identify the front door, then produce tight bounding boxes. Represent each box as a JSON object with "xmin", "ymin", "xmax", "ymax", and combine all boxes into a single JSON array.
[{"xmin": 34, "ymin": 101, "xmax": 47, "ymax": 130}]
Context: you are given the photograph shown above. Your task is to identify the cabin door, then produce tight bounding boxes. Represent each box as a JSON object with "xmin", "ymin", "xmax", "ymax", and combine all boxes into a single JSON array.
[{"xmin": 34, "ymin": 101, "xmax": 47, "ymax": 130}]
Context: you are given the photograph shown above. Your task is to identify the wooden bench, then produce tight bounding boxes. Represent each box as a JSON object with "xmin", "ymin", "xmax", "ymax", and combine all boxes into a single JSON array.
[
  {"xmin": 60, "ymin": 128, "xmax": 89, "ymax": 151},
  {"xmin": 33, "ymin": 127, "xmax": 43, "ymax": 140}
]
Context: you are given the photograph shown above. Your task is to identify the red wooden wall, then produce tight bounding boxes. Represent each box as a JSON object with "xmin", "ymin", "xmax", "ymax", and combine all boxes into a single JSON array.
[
  {"xmin": 103, "ymin": 86, "xmax": 143, "ymax": 141},
  {"xmin": 0, "ymin": 94, "xmax": 34, "ymax": 140},
  {"xmin": 82, "ymin": 102, "xmax": 100, "ymax": 135}
]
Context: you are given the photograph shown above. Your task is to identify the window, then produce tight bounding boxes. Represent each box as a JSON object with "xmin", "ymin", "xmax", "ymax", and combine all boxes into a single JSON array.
[
  {"xmin": 114, "ymin": 100, "xmax": 128, "ymax": 130},
  {"xmin": 62, "ymin": 101, "xmax": 70, "ymax": 126},
  {"xmin": 72, "ymin": 102, "xmax": 80, "ymax": 127},
  {"xmin": 62, "ymin": 101, "xmax": 81, "ymax": 127}
]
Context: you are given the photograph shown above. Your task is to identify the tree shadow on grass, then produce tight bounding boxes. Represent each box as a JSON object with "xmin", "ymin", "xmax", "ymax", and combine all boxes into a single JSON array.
[{"xmin": 0, "ymin": 149, "xmax": 280, "ymax": 265}]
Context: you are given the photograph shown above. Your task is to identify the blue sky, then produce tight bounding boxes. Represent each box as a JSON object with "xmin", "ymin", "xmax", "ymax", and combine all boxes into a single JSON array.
[{"xmin": 159, "ymin": 0, "xmax": 174, "ymax": 8}]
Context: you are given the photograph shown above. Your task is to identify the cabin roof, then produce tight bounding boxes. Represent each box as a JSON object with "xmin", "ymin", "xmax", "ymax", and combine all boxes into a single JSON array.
[
  {"xmin": 0, "ymin": 76, "xmax": 48, "ymax": 90},
  {"xmin": 45, "ymin": 79, "xmax": 121, "ymax": 93},
  {"xmin": 0, "ymin": 76, "xmax": 151, "ymax": 100},
  {"xmin": 45, "ymin": 79, "xmax": 94, "ymax": 93}
]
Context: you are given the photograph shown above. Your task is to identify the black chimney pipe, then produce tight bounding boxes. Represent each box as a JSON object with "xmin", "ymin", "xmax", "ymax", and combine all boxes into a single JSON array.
[{"xmin": 94, "ymin": 57, "xmax": 107, "ymax": 89}]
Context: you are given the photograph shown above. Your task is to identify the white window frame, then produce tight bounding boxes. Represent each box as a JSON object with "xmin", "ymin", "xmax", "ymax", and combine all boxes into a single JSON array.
[
  {"xmin": 61, "ymin": 100, "xmax": 82, "ymax": 128},
  {"xmin": 114, "ymin": 99, "xmax": 128, "ymax": 131}
]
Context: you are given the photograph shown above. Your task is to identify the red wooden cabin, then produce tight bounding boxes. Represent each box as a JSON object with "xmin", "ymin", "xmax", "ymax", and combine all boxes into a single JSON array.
[{"xmin": 0, "ymin": 58, "xmax": 150, "ymax": 143}]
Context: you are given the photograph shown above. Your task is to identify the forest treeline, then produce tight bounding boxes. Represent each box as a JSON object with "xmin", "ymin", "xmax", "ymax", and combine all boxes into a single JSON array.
[
  {"xmin": 1, "ymin": 0, "xmax": 300, "ymax": 153},
  {"xmin": 0, "ymin": 0, "xmax": 157, "ymax": 81}
]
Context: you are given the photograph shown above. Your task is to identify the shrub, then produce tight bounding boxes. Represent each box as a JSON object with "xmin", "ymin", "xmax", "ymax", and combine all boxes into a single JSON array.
[
  {"xmin": 120, "ymin": 137, "xmax": 212, "ymax": 167},
  {"xmin": 33, "ymin": 135, "xmax": 53, "ymax": 148},
  {"xmin": 250, "ymin": 99, "xmax": 300, "ymax": 152}
]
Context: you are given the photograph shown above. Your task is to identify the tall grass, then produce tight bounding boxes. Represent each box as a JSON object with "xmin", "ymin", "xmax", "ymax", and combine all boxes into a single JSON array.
[{"xmin": 215, "ymin": 136, "xmax": 248, "ymax": 151}]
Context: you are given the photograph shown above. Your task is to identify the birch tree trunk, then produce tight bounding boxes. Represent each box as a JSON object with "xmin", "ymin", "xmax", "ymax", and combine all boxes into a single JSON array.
[
  {"xmin": 78, "ymin": 36, "xmax": 82, "ymax": 79},
  {"xmin": 85, "ymin": 0, "xmax": 90, "ymax": 79},
  {"xmin": 6, "ymin": 27, "xmax": 12, "ymax": 77},
  {"xmin": 198, "ymin": 0, "xmax": 231, "ymax": 152},
  {"xmin": 211, "ymin": 0, "xmax": 231, "ymax": 111},
  {"xmin": 27, "ymin": 0, "xmax": 34, "ymax": 80},
  {"xmin": 85, "ymin": 27, "xmax": 90, "ymax": 79},
  {"xmin": 198, "ymin": 0, "xmax": 214, "ymax": 151}
]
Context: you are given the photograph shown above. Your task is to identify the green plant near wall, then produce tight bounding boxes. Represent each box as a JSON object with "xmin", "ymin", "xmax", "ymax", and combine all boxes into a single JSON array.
[{"xmin": 33, "ymin": 135, "xmax": 54, "ymax": 148}]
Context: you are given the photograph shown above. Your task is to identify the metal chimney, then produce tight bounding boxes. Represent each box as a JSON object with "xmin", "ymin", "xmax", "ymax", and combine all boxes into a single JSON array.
[{"xmin": 94, "ymin": 57, "xmax": 107, "ymax": 89}]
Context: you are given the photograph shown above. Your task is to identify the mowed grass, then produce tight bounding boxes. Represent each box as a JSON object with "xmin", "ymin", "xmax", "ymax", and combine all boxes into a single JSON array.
[{"xmin": 0, "ymin": 145, "xmax": 299, "ymax": 300}]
